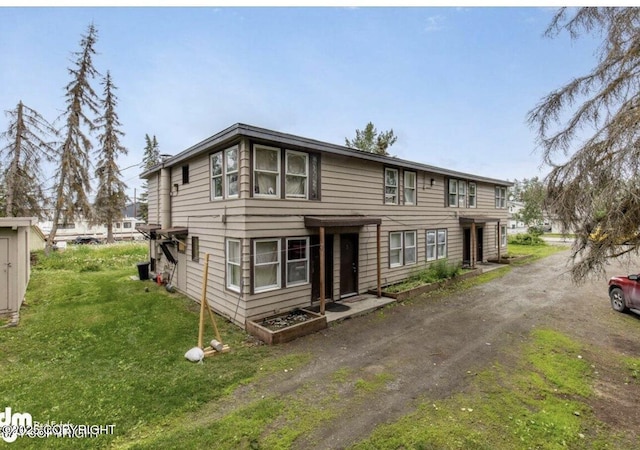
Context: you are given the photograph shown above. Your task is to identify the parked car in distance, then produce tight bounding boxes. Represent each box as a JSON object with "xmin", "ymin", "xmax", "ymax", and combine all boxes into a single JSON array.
[
  {"xmin": 608, "ymin": 274, "xmax": 640, "ymax": 315},
  {"xmin": 73, "ymin": 236, "xmax": 102, "ymax": 245}
]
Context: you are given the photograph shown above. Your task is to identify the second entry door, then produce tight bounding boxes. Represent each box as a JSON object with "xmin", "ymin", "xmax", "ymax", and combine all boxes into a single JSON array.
[{"xmin": 340, "ymin": 233, "xmax": 358, "ymax": 298}]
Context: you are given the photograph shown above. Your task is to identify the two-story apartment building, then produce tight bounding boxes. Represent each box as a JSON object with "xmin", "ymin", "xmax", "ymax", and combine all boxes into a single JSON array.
[{"xmin": 140, "ymin": 124, "xmax": 511, "ymax": 327}]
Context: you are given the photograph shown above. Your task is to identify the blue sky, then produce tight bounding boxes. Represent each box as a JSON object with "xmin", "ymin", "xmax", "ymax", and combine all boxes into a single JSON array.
[{"xmin": 0, "ymin": 6, "xmax": 601, "ymax": 200}]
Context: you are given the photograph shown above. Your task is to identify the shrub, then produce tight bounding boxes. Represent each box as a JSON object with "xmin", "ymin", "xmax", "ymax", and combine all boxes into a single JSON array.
[{"xmin": 508, "ymin": 233, "xmax": 545, "ymax": 246}]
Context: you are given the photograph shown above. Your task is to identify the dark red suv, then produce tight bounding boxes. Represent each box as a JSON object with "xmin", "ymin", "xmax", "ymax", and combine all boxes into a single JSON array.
[{"xmin": 608, "ymin": 274, "xmax": 640, "ymax": 315}]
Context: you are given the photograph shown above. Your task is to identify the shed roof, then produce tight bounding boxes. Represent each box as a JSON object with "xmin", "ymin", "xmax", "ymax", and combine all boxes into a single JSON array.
[
  {"xmin": 140, "ymin": 123, "xmax": 512, "ymax": 186},
  {"xmin": 0, "ymin": 217, "xmax": 36, "ymax": 229}
]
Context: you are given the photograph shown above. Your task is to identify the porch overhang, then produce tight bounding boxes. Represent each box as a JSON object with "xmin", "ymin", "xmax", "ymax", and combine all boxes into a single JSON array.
[
  {"xmin": 304, "ymin": 215, "xmax": 382, "ymax": 228},
  {"xmin": 459, "ymin": 215, "xmax": 502, "ymax": 225},
  {"xmin": 135, "ymin": 224, "xmax": 161, "ymax": 240},
  {"xmin": 304, "ymin": 215, "xmax": 382, "ymax": 316},
  {"xmin": 157, "ymin": 226, "xmax": 189, "ymax": 237}
]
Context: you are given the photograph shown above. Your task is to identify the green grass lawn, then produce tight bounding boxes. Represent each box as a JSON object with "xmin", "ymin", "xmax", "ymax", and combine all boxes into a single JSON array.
[
  {"xmin": 0, "ymin": 243, "xmax": 274, "ymax": 449},
  {"xmin": 1, "ymin": 241, "xmax": 634, "ymax": 449}
]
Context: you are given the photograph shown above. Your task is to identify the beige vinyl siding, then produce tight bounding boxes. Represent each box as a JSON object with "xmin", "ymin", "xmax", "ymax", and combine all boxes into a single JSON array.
[
  {"xmin": 146, "ymin": 134, "xmax": 509, "ymax": 327},
  {"xmin": 146, "ymin": 173, "xmax": 159, "ymax": 225}
]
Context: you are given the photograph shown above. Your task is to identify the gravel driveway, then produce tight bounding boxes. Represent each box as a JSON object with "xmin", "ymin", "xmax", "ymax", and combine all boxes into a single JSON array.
[{"xmin": 239, "ymin": 249, "xmax": 640, "ymax": 448}]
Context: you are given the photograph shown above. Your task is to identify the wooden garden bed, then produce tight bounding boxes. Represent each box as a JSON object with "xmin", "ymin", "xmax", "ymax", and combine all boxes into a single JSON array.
[
  {"xmin": 246, "ymin": 309, "xmax": 328, "ymax": 345},
  {"xmin": 372, "ymin": 268, "xmax": 482, "ymax": 302}
]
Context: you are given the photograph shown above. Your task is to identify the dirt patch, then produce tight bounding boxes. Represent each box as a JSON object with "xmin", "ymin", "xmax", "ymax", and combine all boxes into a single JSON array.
[{"xmin": 231, "ymin": 250, "xmax": 640, "ymax": 448}]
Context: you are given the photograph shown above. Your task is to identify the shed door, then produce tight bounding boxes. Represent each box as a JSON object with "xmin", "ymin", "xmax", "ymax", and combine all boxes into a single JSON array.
[{"xmin": 1, "ymin": 238, "xmax": 9, "ymax": 311}]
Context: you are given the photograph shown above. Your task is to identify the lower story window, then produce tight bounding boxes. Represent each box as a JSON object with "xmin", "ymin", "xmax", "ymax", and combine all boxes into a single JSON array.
[
  {"xmin": 286, "ymin": 237, "xmax": 309, "ymax": 286},
  {"xmin": 500, "ymin": 225, "xmax": 507, "ymax": 247},
  {"xmin": 254, "ymin": 239, "xmax": 281, "ymax": 292},
  {"xmin": 390, "ymin": 231, "xmax": 417, "ymax": 267},
  {"xmin": 227, "ymin": 239, "xmax": 241, "ymax": 292},
  {"xmin": 427, "ymin": 229, "xmax": 448, "ymax": 261}
]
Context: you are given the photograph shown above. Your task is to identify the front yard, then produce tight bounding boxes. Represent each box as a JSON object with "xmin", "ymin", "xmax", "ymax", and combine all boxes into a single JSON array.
[{"xmin": 1, "ymin": 241, "xmax": 638, "ymax": 449}]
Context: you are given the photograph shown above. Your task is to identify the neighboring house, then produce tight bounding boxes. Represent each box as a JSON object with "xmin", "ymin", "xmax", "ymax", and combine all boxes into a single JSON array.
[
  {"xmin": 507, "ymin": 200, "xmax": 527, "ymax": 234},
  {"xmin": 39, "ymin": 215, "xmax": 145, "ymax": 243},
  {"xmin": 139, "ymin": 123, "xmax": 511, "ymax": 328},
  {"xmin": 0, "ymin": 217, "xmax": 34, "ymax": 314}
]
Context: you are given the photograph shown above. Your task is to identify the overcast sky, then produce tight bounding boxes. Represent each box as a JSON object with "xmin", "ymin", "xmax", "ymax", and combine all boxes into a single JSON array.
[{"xmin": 0, "ymin": 5, "xmax": 603, "ymax": 200}]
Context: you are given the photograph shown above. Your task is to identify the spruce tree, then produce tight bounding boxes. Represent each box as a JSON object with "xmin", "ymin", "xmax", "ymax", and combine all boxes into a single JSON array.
[
  {"xmin": 47, "ymin": 23, "xmax": 100, "ymax": 253},
  {"xmin": 94, "ymin": 71, "xmax": 128, "ymax": 243},
  {"xmin": 0, "ymin": 101, "xmax": 57, "ymax": 219},
  {"xmin": 345, "ymin": 122, "xmax": 397, "ymax": 156},
  {"xmin": 138, "ymin": 134, "xmax": 160, "ymax": 222}
]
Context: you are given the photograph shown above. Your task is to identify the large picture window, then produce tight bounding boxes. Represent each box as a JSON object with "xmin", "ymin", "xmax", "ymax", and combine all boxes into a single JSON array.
[
  {"xmin": 286, "ymin": 238, "xmax": 309, "ymax": 286},
  {"xmin": 285, "ymin": 151, "xmax": 308, "ymax": 199},
  {"xmin": 385, "ymin": 168, "xmax": 399, "ymax": 205},
  {"xmin": 227, "ymin": 239, "xmax": 241, "ymax": 292},
  {"xmin": 254, "ymin": 239, "xmax": 281, "ymax": 292},
  {"xmin": 254, "ymin": 145, "xmax": 280, "ymax": 197}
]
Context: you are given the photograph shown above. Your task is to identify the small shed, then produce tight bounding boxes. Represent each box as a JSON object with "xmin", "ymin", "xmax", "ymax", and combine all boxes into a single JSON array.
[{"xmin": 0, "ymin": 218, "xmax": 35, "ymax": 314}]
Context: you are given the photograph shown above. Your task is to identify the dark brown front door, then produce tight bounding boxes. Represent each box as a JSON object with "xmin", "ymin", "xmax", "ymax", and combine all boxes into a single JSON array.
[
  {"xmin": 340, "ymin": 233, "xmax": 358, "ymax": 298},
  {"xmin": 476, "ymin": 227, "xmax": 484, "ymax": 262},
  {"xmin": 311, "ymin": 234, "xmax": 333, "ymax": 302},
  {"xmin": 463, "ymin": 228, "xmax": 471, "ymax": 267}
]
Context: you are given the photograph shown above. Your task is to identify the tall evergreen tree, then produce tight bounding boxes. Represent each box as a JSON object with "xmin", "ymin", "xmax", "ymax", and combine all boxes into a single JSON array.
[
  {"xmin": 0, "ymin": 101, "xmax": 57, "ymax": 219},
  {"xmin": 528, "ymin": 7, "xmax": 640, "ymax": 281},
  {"xmin": 47, "ymin": 23, "xmax": 100, "ymax": 253},
  {"xmin": 93, "ymin": 71, "xmax": 128, "ymax": 244},
  {"xmin": 345, "ymin": 122, "xmax": 397, "ymax": 156},
  {"xmin": 138, "ymin": 134, "xmax": 160, "ymax": 222}
]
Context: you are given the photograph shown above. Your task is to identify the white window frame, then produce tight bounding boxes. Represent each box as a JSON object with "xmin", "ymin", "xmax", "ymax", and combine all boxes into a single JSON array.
[
  {"xmin": 389, "ymin": 231, "xmax": 403, "ymax": 267},
  {"xmin": 501, "ymin": 225, "xmax": 507, "ymax": 247},
  {"xmin": 210, "ymin": 152, "xmax": 223, "ymax": 200},
  {"xmin": 404, "ymin": 171, "xmax": 417, "ymax": 205},
  {"xmin": 385, "ymin": 168, "xmax": 399, "ymax": 205},
  {"xmin": 458, "ymin": 180, "xmax": 467, "ymax": 208},
  {"xmin": 285, "ymin": 150, "xmax": 308, "ymax": 199},
  {"xmin": 404, "ymin": 231, "xmax": 417, "ymax": 265},
  {"xmin": 426, "ymin": 230, "xmax": 436, "ymax": 261},
  {"xmin": 225, "ymin": 146, "xmax": 239, "ymax": 198},
  {"xmin": 254, "ymin": 145, "xmax": 281, "ymax": 198},
  {"xmin": 286, "ymin": 237, "xmax": 309, "ymax": 286},
  {"xmin": 437, "ymin": 229, "xmax": 447, "ymax": 259},
  {"xmin": 495, "ymin": 186, "xmax": 507, "ymax": 208},
  {"xmin": 468, "ymin": 182, "xmax": 477, "ymax": 208},
  {"xmin": 253, "ymin": 238, "xmax": 281, "ymax": 293},
  {"xmin": 226, "ymin": 239, "xmax": 241, "ymax": 292},
  {"xmin": 448, "ymin": 179, "xmax": 458, "ymax": 207}
]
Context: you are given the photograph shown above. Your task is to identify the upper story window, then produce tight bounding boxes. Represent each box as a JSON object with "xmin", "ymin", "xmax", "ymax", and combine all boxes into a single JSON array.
[
  {"xmin": 285, "ymin": 150, "xmax": 308, "ymax": 199},
  {"xmin": 226, "ymin": 147, "xmax": 238, "ymax": 198},
  {"xmin": 254, "ymin": 145, "xmax": 280, "ymax": 197},
  {"xmin": 468, "ymin": 182, "xmax": 477, "ymax": 208},
  {"xmin": 404, "ymin": 171, "xmax": 416, "ymax": 205},
  {"xmin": 448, "ymin": 178, "xmax": 477, "ymax": 208},
  {"xmin": 211, "ymin": 152, "xmax": 223, "ymax": 199},
  {"xmin": 495, "ymin": 186, "xmax": 507, "ymax": 208},
  {"xmin": 385, "ymin": 168, "xmax": 399, "ymax": 205},
  {"xmin": 210, "ymin": 145, "xmax": 238, "ymax": 200},
  {"xmin": 182, "ymin": 165, "xmax": 189, "ymax": 184}
]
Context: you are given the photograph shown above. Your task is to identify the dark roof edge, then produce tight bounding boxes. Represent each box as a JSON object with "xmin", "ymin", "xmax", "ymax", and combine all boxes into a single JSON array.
[{"xmin": 140, "ymin": 123, "xmax": 513, "ymax": 186}]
